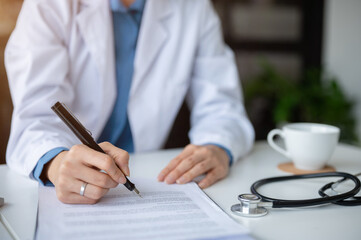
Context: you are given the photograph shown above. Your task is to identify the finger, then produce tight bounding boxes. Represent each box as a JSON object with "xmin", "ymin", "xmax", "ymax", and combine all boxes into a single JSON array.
[
  {"xmin": 158, "ymin": 145, "xmax": 196, "ymax": 181},
  {"xmin": 69, "ymin": 164, "xmax": 118, "ymax": 189},
  {"xmin": 99, "ymin": 142, "xmax": 130, "ymax": 177},
  {"xmin": 55, "ymin": 177, "xmax": 107, "ymax": 204},
  {"xmin": 176, "ymin": 160, "xmax": 213, "ymax": 184},
  {"xmin": 198, "ymin": 169, "xmax": 222, "ymax": 189},
  {"xmin": 164, "ymin": 153, "xmax": 204, "ymax": 184},
  {"xmin": 56, "ymin": 174, "xmax": 111, "ymax": 199},
  {"xmin": 83, "ymin": 184, "xmax": 109, "ymax": 200},
  {"xmin": 74, "ymin": 181, "xmax": 109, "ymax": 200},
  {"xmin": 69, "ymin": 144, "xmax": 126, "ymax": 184},
  {"xmin": 176, "ymin": 144, "xmax": 198, "ymax": 160}
]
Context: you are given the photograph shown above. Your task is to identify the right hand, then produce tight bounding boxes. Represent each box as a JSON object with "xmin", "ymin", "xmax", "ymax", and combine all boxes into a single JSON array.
[{"xmin": 45, "ymin": 142, "xmax": 130, "ymax": 204}]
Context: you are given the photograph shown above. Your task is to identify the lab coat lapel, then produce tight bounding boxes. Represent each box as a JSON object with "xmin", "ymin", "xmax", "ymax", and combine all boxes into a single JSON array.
[
  {"xmin": 76, "ymin": 0, "xmax": 117, "ymax": 131},
  {"xmin": 76, "ymin": 0, "xmax": 114, "ymax": 83},
  {"xmin": 130, "ymin": 0, "xmax": 173, "ymax": 97}
]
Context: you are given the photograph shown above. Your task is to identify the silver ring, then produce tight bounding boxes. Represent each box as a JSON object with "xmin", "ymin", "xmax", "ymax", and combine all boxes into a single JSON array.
[{"xmin": 80, "ymin": 182, "xmax": 88, "ymax": 196}]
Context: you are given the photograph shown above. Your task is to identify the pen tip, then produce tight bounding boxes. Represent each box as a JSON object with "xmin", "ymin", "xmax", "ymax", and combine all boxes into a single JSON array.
[{"xmin": 133, "ymin": 187, "xmax": 142, "ymax": 198}]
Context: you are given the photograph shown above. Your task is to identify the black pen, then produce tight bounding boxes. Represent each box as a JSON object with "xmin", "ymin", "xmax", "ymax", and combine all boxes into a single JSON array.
[{"xmin": 51, "ymin": 101, "xmax": 141, "ymax": 197}]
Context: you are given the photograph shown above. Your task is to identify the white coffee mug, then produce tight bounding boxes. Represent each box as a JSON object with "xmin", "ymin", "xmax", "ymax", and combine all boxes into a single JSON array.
[{"xmin": 267, "ymin": 123, "xmax": 340, "ymax": 170}]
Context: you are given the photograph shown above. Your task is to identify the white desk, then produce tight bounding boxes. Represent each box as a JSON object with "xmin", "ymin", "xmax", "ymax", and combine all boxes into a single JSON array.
[{"xmin": 1, "ymin": 141, "xmax": 361, "ymax": 240}]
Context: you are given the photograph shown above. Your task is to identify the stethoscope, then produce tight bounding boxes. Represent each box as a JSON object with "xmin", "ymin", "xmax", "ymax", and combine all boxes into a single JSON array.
[{"xmin": 231, "ymin": 172, "xmax": 361, "ymax": 217}]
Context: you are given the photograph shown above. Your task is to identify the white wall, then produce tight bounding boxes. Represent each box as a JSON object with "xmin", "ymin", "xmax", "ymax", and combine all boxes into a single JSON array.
[{"xmin": 323, "ymin": 0, "xmax": 361, "ymax": 144}]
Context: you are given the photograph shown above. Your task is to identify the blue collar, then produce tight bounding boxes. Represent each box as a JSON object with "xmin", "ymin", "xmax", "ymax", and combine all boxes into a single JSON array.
[{"xmin": 110, "ymin": 0, "xmax": 145, "ymax": 13}]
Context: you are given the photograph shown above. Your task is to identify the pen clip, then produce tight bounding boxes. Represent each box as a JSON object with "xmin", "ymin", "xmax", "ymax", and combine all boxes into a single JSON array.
[{"xmin": 61, "ymin": 103, "xmax": 93, "ymax": 136}]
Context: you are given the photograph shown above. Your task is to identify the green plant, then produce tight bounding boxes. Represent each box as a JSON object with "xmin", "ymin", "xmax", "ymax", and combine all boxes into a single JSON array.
[{"xmin": 244, "ymin": 62, "xmax": 359, "ymax": 144}]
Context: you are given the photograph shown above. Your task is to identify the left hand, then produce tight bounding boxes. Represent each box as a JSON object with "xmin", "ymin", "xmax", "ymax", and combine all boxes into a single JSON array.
[{"xmin": 157, "ymin": 144, "xmax": 229, "ymax": 189}]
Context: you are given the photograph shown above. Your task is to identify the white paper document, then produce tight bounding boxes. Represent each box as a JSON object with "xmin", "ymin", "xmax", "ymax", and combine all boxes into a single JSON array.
[{"xmin": 36, "ymin": 178, "xmax": 251, "ymax": 240}]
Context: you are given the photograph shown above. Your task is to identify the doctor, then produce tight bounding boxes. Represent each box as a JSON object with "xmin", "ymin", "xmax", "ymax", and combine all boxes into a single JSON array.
[{"xmin": 5, "ymin": 0, "xmax": 254, "ymax": 204}]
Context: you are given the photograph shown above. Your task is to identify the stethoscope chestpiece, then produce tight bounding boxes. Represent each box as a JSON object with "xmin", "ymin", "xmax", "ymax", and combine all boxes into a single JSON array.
[{"xmin": 231, "ymin": 194, "xmax": 268, "ymax": 217}]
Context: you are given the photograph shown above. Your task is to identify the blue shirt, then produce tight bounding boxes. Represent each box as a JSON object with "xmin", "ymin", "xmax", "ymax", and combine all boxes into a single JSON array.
[
  {"xmin": 97, "ymin": 0, "xmax": 145, "ymax": 151},
  {"xmin": 33, "ymin": 0, "xmax": 232, "ymax": 186}
]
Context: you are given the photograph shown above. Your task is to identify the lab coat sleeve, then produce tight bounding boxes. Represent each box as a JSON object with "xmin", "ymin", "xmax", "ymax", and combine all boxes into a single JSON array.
[
  {"xmin": 186, "ymin": 0, "xmax": 255, "ymax": 162},
  {"xmin": 5, "ymin": 1, "xmax": 78, "ymax": 177}
]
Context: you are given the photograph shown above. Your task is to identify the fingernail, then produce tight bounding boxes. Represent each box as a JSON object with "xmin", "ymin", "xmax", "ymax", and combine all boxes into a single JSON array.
[
  {"xmin": 165, "ymin": 176, "xmax": 175, "ymax": 184},
  {"xmin": 176, "ymin": 177, "xmax": 185, "ymax": 184},
  {"xmin": 157, "ymin": 173, "xmax": 165, "ymax": 181},
  {"xmin": 198, "ymin": 182, "xmax": 205, "ymax": 189}
]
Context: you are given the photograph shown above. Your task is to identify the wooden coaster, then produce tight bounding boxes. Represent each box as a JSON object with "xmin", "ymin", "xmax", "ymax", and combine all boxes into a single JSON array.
[{"xmin": 278, "ymin": 162, "xmax": 336, "ymax": 174}]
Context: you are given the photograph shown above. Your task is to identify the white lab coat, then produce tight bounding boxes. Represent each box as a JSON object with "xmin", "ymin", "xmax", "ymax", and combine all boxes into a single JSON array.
[{"xmin": 5, "ymin": 0, "xmax": 254, "ymax": 178}]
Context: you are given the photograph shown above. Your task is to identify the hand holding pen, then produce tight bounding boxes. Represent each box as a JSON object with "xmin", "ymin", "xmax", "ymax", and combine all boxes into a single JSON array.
[{"xmin": 44, "ymin": 102, "xmax": 140, "ymax": 204}]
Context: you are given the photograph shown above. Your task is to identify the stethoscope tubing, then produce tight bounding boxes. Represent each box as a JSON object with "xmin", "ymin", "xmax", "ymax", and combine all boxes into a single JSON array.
[
  {"xmin": 319, "ymin": 182, "xmax": 361, "ymax": 206},
  {"xmin": 251, "ymin": 172, "xmax": 361, "ymax": 208}
]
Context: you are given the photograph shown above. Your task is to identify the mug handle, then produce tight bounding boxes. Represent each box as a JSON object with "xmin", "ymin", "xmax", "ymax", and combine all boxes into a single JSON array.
[{"xmin": 267, "ymin": 129, "xmax": 290, "ymax": 158}]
